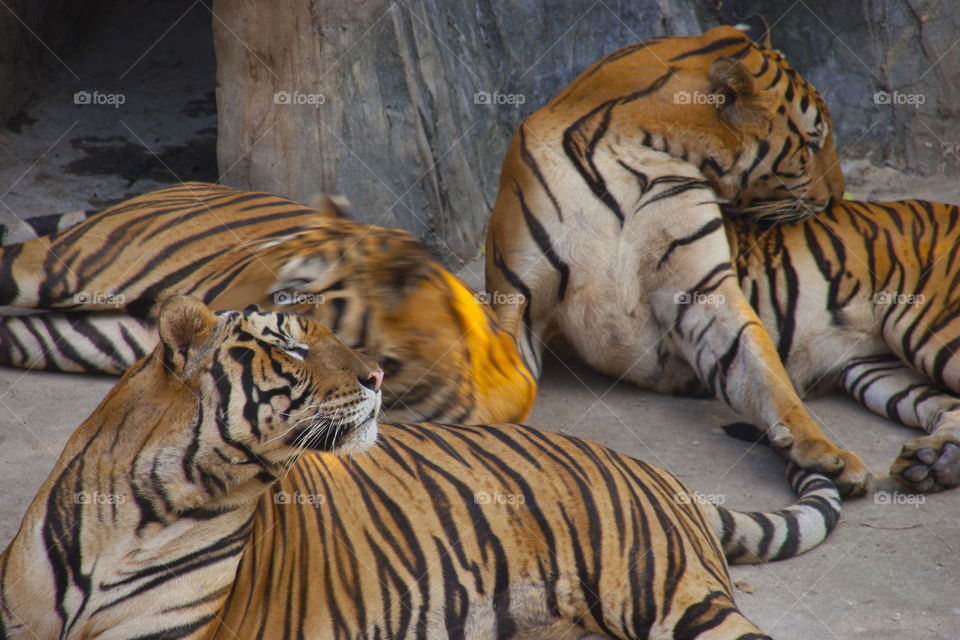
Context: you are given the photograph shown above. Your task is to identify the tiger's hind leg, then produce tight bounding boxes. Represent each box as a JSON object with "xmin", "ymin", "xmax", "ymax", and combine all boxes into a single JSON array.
[
  {"xmin": 839, "ymin": 355, "xmax": 960, "ymax": 492},
  {"xmin": 0, "ymin": 311, "xmax": 156, "ymax": 373},
  {"xmin": 648, "ymin": 591, "xmax": 770, "ymax": 640}
]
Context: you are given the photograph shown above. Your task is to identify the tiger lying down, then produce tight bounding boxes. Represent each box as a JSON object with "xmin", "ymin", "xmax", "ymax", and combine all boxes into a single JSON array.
[
  {"xmin": 0, "ymin": 297, "xmax": 839, "ymax": 639},
  {"xmin": 0, "ymin": 182, "xmax": 535, "ymax": 425}
]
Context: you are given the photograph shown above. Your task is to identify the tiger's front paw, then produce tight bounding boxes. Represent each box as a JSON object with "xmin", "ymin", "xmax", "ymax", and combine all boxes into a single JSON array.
[
  {"xmin": 778, "ymin": 434, "xmax": 869, "ymax": 498},
  {"xmin": 891, "ymin": 429, "xmax": 960, "ymax": 493}
]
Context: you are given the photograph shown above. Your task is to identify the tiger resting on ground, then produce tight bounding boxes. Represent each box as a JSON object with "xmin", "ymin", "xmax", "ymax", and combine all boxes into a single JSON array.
[{"xmin": 0, "ymin": 296, "xmax": 841, "ymax": 639}]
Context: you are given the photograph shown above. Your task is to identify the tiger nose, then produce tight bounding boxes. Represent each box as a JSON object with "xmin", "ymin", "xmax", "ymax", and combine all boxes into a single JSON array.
[{"xmin": 358, "ymin": 369, "xmax": 384, "ymax": 392}]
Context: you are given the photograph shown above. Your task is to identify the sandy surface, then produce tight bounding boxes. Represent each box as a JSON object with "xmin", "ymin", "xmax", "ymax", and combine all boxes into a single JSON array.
[{"xmin": 0, "ymin": 4, "xmax": 958, "ymax": 639}]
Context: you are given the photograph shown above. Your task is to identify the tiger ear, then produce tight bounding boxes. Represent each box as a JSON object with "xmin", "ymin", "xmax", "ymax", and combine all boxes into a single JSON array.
[
  {"xmin": 158, "ymin": 295, "xmax": 218, "ymax": 367},
  {"xmin": 709, "ymin": 57, "xmax": 771, "ymax": 135},
  {"xmin": 735, "ymin": 14, "xmax": 772, "ymax": 49}
]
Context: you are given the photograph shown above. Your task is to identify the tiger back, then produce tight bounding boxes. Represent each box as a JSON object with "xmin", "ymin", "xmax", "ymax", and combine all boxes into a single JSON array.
[
  {"xmin": 0, "ymin": 182, "xmax": 535, "ymax": 424},
  {"xmin": 1, "ymin": 298, "xmax": 841, "ymax": 639}
]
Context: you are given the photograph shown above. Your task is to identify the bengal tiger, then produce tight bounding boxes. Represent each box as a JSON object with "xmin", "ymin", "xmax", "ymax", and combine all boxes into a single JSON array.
[
  {"xmin": 727, "ymin": 198, "xmax": 960, "ymax": 493},
  {"xmin": 0, "ymin": 296, "xmax": 841, "ymax": 639},
  {"xmin": 0, "ymin": 182, "xmax": 535, "ymax": 424},
  {"xmin": 483, "ymin": 22, "xmax": 867, "ymax": 494}
]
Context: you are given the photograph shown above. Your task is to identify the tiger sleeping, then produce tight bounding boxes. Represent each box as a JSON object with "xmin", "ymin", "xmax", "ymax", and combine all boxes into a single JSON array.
[{"xmin": 0, "ymin": 296, "xmax": 840, "ymax": 639}]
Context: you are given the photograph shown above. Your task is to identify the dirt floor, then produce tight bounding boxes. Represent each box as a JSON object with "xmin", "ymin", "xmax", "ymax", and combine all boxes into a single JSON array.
[{"xmin": 0, "ymin": 3, "xmax": 958, "ymax": 639}]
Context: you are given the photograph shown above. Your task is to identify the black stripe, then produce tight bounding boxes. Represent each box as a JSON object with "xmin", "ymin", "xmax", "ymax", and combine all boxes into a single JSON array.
[
  {"xmin": 515, "ymin": 185, "xmax": 570, "ymax": 300},
  {"xmin": 657, "ymin": 217, "xmax": 723, "ymax": 269},
  {"xmin": 668, "ymin": 36, "xmax": 748, "ymax": 61}
]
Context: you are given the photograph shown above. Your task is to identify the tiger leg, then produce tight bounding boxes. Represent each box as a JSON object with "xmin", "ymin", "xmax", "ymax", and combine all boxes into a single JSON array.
[
  {"xmin": 662, "ymin": 276, "xmax": 868, "ymax": 496},
  {"xmin": 839, "ymin": 355, "xmax": 960, "ymax": 492},
  {"xmin": 0, "ymin": 312, "xmax": 155, "ymax": 373},
  {"xmin": 649, "ymin": 591, "xmax": 770, "ymax": 640}
]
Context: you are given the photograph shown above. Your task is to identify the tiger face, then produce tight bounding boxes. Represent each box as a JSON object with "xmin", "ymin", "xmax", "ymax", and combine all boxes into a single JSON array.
[
  {"xmin": 158, "ymin": 295, "xmax": 384, "ymax": 471},
  {"xmin": 704, "ymin": 35, "xmax": 845, "ymax": 221}
]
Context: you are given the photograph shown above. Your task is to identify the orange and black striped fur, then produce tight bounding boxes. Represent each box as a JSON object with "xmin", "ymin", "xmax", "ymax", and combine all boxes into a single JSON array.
[
  {"xmin": 1, "ymin": 297, "xmax": 841, "ymax": 639},
  {"xmin": 728, "ymin": 199, "xmax": 960, "ymax": 492},
  {"xmin": 0, "ymin": 182, "xmax": 534, "ymax": 424},
  {"xmin": 484, "ymin": 23, "xmax": 867, "ymax": 495}
]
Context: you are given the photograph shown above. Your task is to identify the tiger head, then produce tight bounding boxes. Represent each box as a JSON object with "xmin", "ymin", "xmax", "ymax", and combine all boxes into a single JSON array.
[
  {"xmin": 548, "ymin": 20, "xmax": 844, "ymax": 223},
  {"xmin": 702, "ymin": 25, "xmax": 845, "ymax": 222},
  {"xmin": 0, "ymin": 296, "xmax": 383, "ymax": 638},
  {"xmin": 152, "ymin": 295, "xmax": 383, "ymax": 480}
]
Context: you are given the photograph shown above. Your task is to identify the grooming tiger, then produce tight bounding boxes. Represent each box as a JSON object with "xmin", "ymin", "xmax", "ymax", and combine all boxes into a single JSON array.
[
  {"xmin": 484, "ymin": 22, "xmax": 867, "ymax": 494},
  {"xmin": 0, "ymin": 296, "xmax": 840, "ymax": 639},
  {"xmin": 0, "ymin": 182, "xmax": 534, "ymax": 424},
  {"xmin": 728, "ymin": 198, "xmax": 960, "ymax": 493}
]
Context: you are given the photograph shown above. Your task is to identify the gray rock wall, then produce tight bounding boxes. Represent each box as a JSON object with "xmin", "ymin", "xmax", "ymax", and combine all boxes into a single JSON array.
[{"xmin": 213, "ymin": 0, "xmax": 960, "ymax": 261}]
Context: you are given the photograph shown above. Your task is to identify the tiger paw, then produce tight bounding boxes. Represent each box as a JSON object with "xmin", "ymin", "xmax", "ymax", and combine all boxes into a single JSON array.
[
  {"xmin": 779, "ymin": 435, "xmax": 869, "ymax": 497},
  {"xmin": 891, "ymin": 430, "xmax": 960, "ymax": 493}
]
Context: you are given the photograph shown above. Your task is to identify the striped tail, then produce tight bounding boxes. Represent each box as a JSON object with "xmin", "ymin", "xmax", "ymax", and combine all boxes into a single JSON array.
[
  {"xmin": 0, "ymin": 312, "xmax": 156, "ymax": 373},
  {"xmin": 0, "ymin": 209, "xmax": 96, "ymax": 246},
  {"xmin": 706, "ymin": 464, "xmax": 841, "ymax": 564}
]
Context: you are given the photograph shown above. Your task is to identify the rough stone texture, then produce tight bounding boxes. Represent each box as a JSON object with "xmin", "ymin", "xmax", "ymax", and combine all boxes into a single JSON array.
[
  {"xmin": 715, "ymin": 0, "xmax": 960, "ymax": 177},
  {"xmin": 0, "ymin": 1, "xmax": 116, "ymax": 125},
  {"xmin": 213, "ymin": 0, "xmax": 960, "ymax": 261}
]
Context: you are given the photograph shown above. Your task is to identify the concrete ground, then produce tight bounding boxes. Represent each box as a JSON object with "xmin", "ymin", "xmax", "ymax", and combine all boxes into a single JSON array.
[{"xmin": 0, "ymin": 3, "xmax": 958, "ymax": 639}]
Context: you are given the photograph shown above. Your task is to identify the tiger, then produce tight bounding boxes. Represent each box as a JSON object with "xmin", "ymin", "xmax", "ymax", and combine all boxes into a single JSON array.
[
  {"xmin": 483, "ymin": 20, "xmax": 868, "ymax": 495},
  {"xmin": 0, "ymin": 296, "xmax": 841, "ymax": 639},
  {"xmin": 0, "ymin": 181, "xmax": 535, "ymax": 424},
  {"xmin": 726, "ymin": 198, "xmax": 960, "ymax": 493}
]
